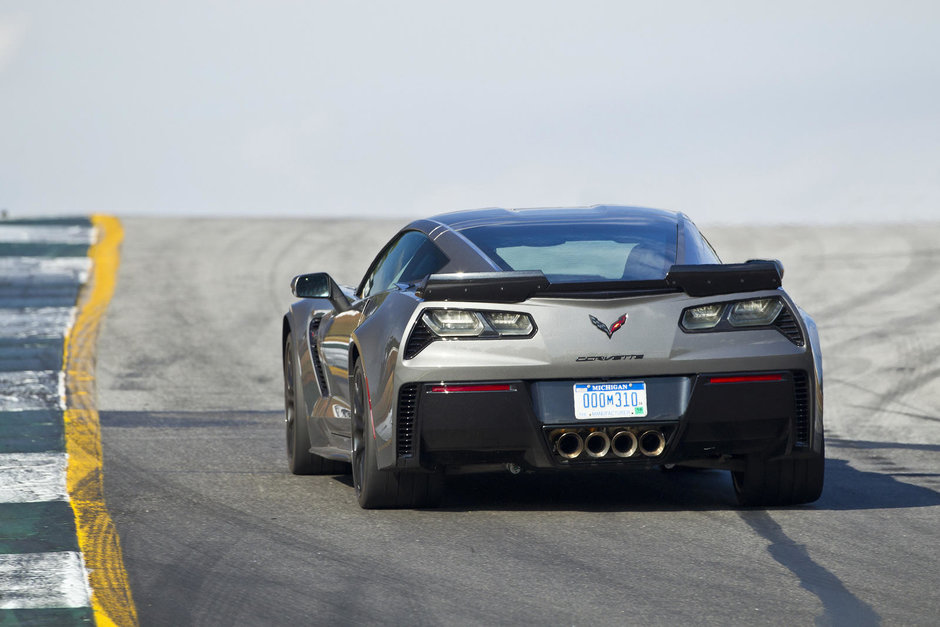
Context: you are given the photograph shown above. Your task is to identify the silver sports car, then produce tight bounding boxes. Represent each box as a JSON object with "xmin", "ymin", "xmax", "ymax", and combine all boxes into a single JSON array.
[{"xmin": 282, "ymin": 206, "xmax": 824, "ymax": 508}]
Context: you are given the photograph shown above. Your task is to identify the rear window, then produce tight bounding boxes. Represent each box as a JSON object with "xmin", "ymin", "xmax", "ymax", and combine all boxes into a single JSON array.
[{"xmin": 460, "ymin": 221, "xmax": 677, "ymax": 282}]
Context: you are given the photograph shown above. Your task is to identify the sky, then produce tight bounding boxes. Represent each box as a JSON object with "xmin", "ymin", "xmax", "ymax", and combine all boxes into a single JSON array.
[{"xmin": 0, "ymin": 1, "xmax": 938, "ymax": 223}]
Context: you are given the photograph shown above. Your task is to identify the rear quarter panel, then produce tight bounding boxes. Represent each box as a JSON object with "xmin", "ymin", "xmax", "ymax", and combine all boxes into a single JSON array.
[{"xmin": 350, "ymin": 290, "xmax": 423, "ymax": 469}]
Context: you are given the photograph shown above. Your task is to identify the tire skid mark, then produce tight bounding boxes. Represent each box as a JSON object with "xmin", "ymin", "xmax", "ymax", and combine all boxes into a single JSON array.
[
  {"xmin": 175, "ymin": 219, "xmax": 290, "ymax": 392},
  {"xmin": 738, "ymin": 511, "xmax": 881, "ymax": 626},
  {"xmin": 824, "ymin": 422, "xmax": 940, "ymax": 496},
  {"xmin": 107, "ymin": 430, "xmax": 743, "ymax": 625},
  {"xmin": 103, "ymin": 445, "xmax": 481, "ymax": 625},
  {"xmin": 831, "ymin": 430, "xmax": 940, "ymax": 492},
  {"xmin": 824, "ymin": 310, "xmax": 940, "ymax": 351},
  {"xmin": 792, "ymin": 231, "xmax": 908, "ymax": 318},
  {"xmin": 867, "ymin": 408, "xmax": 940, "ymax": 424},
  {"xmin": 823, "ymin": 321, "xmax": 940, "ymax": 441},
  {"xmin": 825, "ymin": 375, "xmax": 940, "ymax": 456},
  {"xmin": 100, "ymin": 440, "xmax": 368, "ymax": 622},
  {"xmin": 814, "ymin": 229, "xmax": 940, "ymax": 320},
  {"xmin": 265, "ymin": 224, "xmax": 313, "ymax": 318},
  {"xmin": 808, "ymin": 226, "xmax": 940, "ymax": 477},
  {"xmin": 827, "ymin": 377, "xmax": 935, "ymax": 421},
  {"xmin": 832, "ymin": 346, "xmax": 940, "ymax": 403}
]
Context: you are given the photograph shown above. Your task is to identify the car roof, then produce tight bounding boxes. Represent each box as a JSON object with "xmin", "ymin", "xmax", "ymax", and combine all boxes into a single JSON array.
[{"xmin": 427, "ymin": 205, "xmax": 683, "ymax": 231}]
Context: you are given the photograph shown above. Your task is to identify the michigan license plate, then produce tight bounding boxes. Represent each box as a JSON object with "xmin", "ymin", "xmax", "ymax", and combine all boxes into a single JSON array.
[{"xmin": 573, "ymin": 381, "xmax": 648, "ymax": 419}]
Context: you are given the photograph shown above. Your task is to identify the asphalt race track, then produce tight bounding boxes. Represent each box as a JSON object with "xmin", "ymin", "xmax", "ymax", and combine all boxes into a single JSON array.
[{"xmin": 95, "ymin": 218, "xmax": 940, "ymax": 626}]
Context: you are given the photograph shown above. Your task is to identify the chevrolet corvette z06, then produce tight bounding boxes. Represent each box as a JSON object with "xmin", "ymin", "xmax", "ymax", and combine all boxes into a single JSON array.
[{"xmin": 282, "ymin": 205, "xmax": 824, "ymax": 508}]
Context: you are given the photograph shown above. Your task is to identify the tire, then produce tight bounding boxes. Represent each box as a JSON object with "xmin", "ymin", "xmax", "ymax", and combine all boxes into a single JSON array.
[
  {"xmin": 284, "ymin": 333, "xmax": 350, "ymax": 475},
  {"xmin": 351, "ymin": 361, "xmax": 443, "ymax": 509},
  {"xmin": 732, "ymin": 438, "xmax": 825, "ymax": 506}
]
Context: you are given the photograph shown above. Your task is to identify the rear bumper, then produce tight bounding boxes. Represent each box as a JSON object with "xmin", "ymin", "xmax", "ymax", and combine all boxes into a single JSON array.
[{"xmin": 395, "ymin": 370, "xmax": 818, "ymax": 471}]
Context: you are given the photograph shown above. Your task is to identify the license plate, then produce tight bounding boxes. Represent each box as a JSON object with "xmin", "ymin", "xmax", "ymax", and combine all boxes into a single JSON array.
[{"xmin": 573, "ymin": 381, "xmax": 648, "ymax": 419}]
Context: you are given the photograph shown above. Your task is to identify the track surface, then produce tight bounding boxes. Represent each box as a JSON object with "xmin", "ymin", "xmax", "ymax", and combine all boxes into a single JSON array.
[{"xmin": 96, "ymin": 218, "xmax": 940, "ymax": 626}]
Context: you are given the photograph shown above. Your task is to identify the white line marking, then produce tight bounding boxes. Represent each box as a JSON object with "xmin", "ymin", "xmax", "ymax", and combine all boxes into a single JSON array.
[
  {"xmin": 0, "ymin": 452, "xmax": 69, "ymax": 503},
  {"xmin": 0, "ymin": 551, "xmax": 91, "ymax": 609},
  {"xmin": 0, "ymin": 256, "xmax": 92, "ymax": 285},
  {"xmin": 0, "ymin": 225, "xmax": 95, "ymax": 245},
  {"xmin": 58, "ymin": 370, "xmax": 66, "ymax": 411},
  {"xmin": 0, "ymin": 307, "xmax": 77, "ymax": 340},
  {"xmin": 0, "ymin": 371, "xmax": 64, "ymax": 411}
]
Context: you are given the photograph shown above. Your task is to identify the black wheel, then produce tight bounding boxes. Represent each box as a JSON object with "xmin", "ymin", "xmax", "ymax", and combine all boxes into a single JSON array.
[
  {"xmin": 351, "ymin": 361, "xmax": 443, "ymax": 509},
  {"xmin": 732, "ymin": 438, "xmax": 825, "ymax": 506},
  {"xmin": 284, "ymin": 333, "xmax": 349, "ymax": 475}
]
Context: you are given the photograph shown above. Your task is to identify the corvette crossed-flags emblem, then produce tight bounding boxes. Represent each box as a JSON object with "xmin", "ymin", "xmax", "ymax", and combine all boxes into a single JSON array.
[{"xmin": 589, "ymin": 313, "xmax": 628, "ymax": 339}]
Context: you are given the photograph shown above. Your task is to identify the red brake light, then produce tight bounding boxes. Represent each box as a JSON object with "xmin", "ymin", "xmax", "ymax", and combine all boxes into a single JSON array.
[{"xmin": 708, "ymin": 374, "xmax": 784, "ymax": 384}]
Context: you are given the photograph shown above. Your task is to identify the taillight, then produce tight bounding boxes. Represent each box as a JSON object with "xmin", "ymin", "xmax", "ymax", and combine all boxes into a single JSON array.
[
  {"xmin": 680, "ymin": 297, "xmax": 787, "ymax": 332},
  {"xmin": 420, "ymin": 309, "xmax": 536, "ymax": 339},
  {"xmin": 404, "ymin": 308, "xmax": 537, "ymax": 359},
  {"xmin": 727, "ymin": 298, "xmax": 784, "ymax": 327},
  {"xmin": 422, "ymin": 310, "xmax": 485, "ymax": 337}
]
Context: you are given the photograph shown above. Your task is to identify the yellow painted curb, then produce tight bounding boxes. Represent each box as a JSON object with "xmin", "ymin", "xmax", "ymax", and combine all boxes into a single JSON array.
[{"xmin": 63, "ymin": 215, "xmax": 138, "ymax": 627}]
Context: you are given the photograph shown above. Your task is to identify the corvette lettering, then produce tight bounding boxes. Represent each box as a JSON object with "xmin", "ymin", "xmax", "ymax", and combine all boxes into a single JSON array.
[{"xmin": 576, "ymin": 354, "xmax": 644, "ymax": 361}]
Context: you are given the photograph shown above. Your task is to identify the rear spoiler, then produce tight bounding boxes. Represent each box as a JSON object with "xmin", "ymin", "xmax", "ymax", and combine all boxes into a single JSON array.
[
  {"xmin": 665, "ymin": 260, "xmax": 783, "ymax": 296},
  {"xmin": 415, "ymin": 260, "xmax": 783, "ymax": 303},
  {"xmin": 415, "ymin": 271, "xmax": 550, "ymax": 303}
]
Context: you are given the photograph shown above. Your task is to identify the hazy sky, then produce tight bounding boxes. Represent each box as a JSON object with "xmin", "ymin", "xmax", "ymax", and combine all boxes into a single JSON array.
[{"xmin": 1, "ymin": 1, "xmax": 938, "ymax": 223}]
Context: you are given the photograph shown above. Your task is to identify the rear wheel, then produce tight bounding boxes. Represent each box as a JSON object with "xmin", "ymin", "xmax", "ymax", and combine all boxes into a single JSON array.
[
  {"xmin": 351, "ymin": 361, "xmax": 442, "ymax": 509},
  {"xmin": 732, "ymin": 438, "xmax": 825, "ymax": 506},
  {"xmin": 284, "ymin": 332, "xmax": 349, "ymax": 475}
]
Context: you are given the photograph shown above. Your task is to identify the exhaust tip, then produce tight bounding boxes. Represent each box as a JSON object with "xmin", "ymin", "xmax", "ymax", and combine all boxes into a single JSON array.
[
  {"xmin": 584, "ymin": 431, "xmax": 611, "ymax": 458},
  {"xmin": 555, "ymin": 431, "xmax": 584, "ymax": 459},
  {"xmin": 638, "ymin": 430, "xmax": 666, "ymax": 457},
  {"xmin": 610, "ymin": 430, "xmax": 639, "ymax": 458}
]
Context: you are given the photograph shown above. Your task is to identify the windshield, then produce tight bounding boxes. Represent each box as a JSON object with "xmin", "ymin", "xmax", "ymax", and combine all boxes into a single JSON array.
[{"xmin": 459, "ymin": 221, "xmax": 678, "ymax": 282}]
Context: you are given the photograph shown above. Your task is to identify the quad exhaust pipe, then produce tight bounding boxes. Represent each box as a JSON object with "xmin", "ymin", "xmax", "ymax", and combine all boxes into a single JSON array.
[
  {"xmin": 584, "ymin": 431, "xmax": 611, "ymax": 458},
  {"xmin": 552, "ymin": 428, "xmax": 666, "ymax": 460},
  {"xmin": 638, "ymin": 430, "xmax": 667, "ymax": 457},
  {"xmin": 555, "ymin": 431, "xmax": 584, "ymax": 459},
  {"xmin": 610, "ymin": 430, "xmax": 638, "ymax": 458}
]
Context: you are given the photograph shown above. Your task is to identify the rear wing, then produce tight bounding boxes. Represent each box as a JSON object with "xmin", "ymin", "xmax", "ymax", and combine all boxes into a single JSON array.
[
  {"xmin": 415, "ymin": 260, "xmax": 783, "ymax": 302},
  {"xmin": 415, "ymin": 271, "xmax": 550, "ymax": 303},
  {"xmin": 665, "ymin": 260, "xmax": 783, "ymax": 296}
]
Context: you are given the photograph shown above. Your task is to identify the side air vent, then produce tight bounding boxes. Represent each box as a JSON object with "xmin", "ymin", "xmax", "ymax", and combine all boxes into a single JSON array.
[
  {"xmin": 308, "ymin": 316, "xmax": 330, "ymax": 397},
  {"xmin": 793, "ymin": 371, "xmax": 810, "ymax": 448},
  {"xmin": 404, "ymin": 320, "xmax": 435, "ymax": 359},
  {"xmin": 397, "ymin": 384, "xmax": 418, "ymax": 458},
  {"xmin": 774, "ymin": 307, "xmax": 805, "ymax": 346}
]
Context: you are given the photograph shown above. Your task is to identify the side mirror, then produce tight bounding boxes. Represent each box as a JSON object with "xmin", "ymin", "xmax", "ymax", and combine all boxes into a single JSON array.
[
  {"xmin": 290, "ymin": 273, "xmax": 351, "ymax": 311},
  {"xmin": 291, "ymin": 273, "xmax": 331, "ymax": 298}
]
